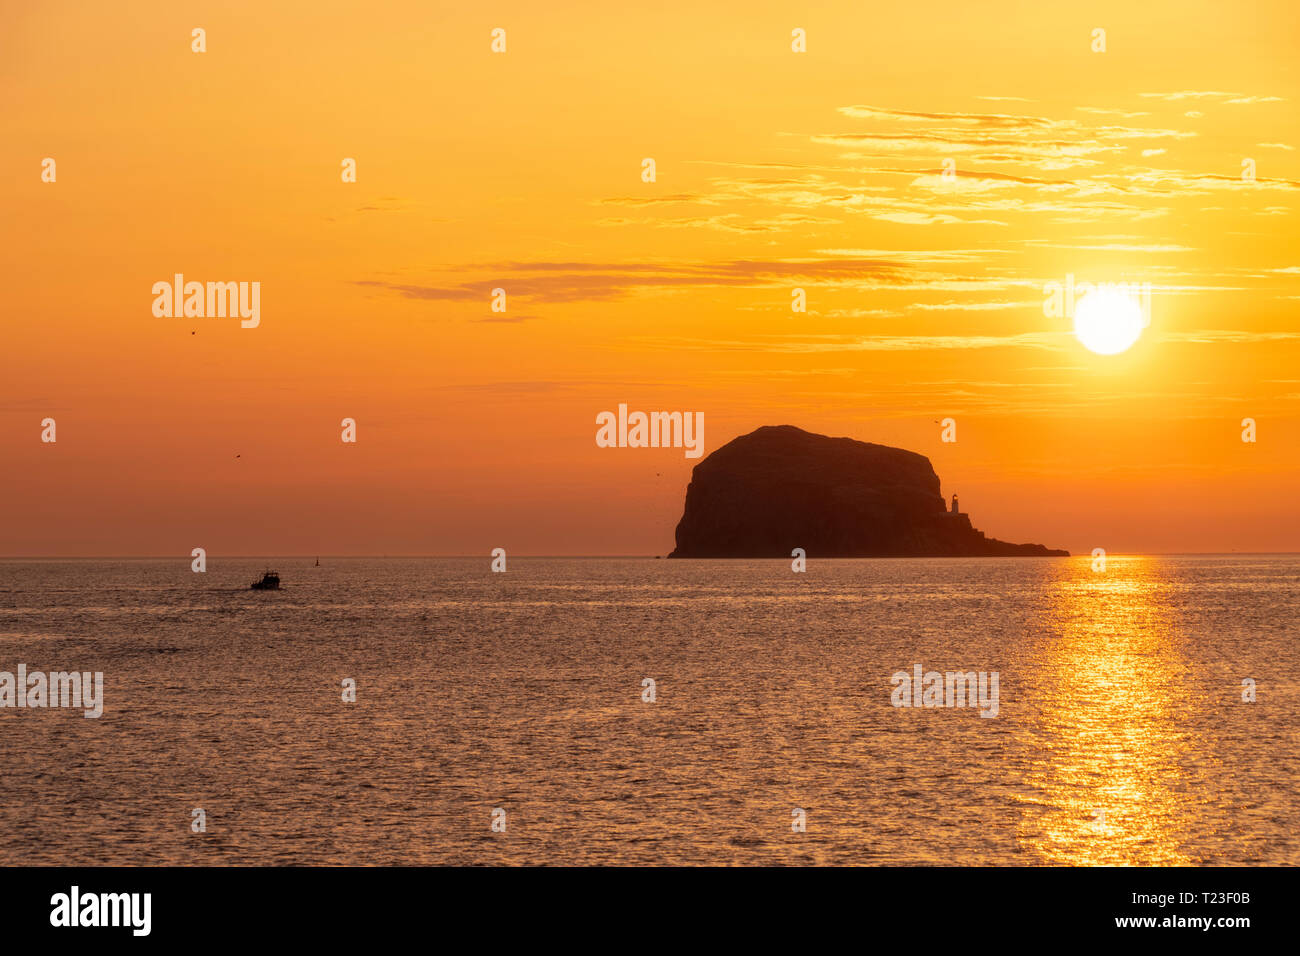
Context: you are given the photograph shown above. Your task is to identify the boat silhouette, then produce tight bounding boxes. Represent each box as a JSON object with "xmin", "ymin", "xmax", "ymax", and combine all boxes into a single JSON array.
[{"xmin": 250, "ymin": 570, "xmax": 280, "ymax": 591}]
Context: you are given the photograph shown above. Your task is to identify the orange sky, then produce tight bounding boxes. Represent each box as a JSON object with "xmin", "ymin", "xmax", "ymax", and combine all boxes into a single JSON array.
[{"xmin": 2, "ymin": 1, "xmax": 1299, "ymax": 556}]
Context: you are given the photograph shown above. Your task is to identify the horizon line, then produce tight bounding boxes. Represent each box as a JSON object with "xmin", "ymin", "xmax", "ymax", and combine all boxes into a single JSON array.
[{"xmin": 2, "ymin": 552, "xmax": 1298, "ymax": 560}]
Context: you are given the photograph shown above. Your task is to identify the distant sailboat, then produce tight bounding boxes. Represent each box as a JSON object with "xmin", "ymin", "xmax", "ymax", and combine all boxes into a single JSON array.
[{"xmin": 314, "ymin": 556, "xmax": 320, "ymax": 567}]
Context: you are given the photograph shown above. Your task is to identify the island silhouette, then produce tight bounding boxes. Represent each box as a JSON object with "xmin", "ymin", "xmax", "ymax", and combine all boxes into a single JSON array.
[{"xmin": 669, "ymin": 425, "xmax": 1068, "ymax": 558}]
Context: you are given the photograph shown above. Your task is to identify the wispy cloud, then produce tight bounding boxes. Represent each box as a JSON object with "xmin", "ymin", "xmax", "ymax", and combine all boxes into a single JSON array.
[
  {"xmin": 1139, "ymin": 91, "xmax": 1285, "ymax": 103},
  {"xmin": 599, "ymin": 194, "xmax": 718, "ymax": 206},
  {"xmin": 357, "ymin": 257, "xmax": 959, "ymax": 304},
  {"xmin": 637, "ymin": 332, "xmax": 1072, "ymax": 353}
]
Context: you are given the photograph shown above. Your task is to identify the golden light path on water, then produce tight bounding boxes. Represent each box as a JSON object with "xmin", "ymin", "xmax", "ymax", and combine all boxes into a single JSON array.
[{"xmin": 1017, "ymin": 556, "xmax": 1197, "ymax": 864}]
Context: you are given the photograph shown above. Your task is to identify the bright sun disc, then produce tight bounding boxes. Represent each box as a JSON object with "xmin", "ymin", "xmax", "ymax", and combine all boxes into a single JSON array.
[{"xmin": 1073, "ymin": 288, "xmax": 1144, "ymax": 355}]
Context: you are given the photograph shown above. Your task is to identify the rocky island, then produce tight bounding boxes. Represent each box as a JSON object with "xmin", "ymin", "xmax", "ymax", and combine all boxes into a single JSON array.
[{"xmin": 668, "ymin": 425, "xmax": 1067, "ymax": 558}]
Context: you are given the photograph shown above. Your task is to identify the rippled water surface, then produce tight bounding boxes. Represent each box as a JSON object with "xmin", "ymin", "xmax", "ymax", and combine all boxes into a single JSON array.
[{"xmin": 0, "ymin": 556, "xmax": 1296, "ymax": 865}]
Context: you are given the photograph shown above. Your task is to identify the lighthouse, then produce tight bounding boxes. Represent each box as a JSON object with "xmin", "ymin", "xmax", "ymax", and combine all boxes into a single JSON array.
[{"xmin": 950, "ymin": 494, "xmax": 960, "ymax": 515}]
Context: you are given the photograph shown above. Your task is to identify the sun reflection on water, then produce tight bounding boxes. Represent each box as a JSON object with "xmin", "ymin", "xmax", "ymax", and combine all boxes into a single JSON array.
[{"xmin": 1018, "ymin": 556, "xmax": 1197, "ymax": 865}]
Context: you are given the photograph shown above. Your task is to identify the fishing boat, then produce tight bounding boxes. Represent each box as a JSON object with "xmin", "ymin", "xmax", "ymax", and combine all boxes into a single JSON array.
[{"xmin": 250, "ymin": 570, "xmax": 280, "ymax": 590}]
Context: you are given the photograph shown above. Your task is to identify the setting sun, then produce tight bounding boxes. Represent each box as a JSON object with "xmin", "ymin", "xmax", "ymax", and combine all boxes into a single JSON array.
[{"xmin": 1073, "ymin": 288, "xmax": 1147, "ymax": 355}]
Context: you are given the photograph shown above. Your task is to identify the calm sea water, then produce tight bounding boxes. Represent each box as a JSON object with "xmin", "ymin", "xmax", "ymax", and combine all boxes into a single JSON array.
[{"xmin": 0, "ymin": 556, "xmax": 1296, "ymax": 866}]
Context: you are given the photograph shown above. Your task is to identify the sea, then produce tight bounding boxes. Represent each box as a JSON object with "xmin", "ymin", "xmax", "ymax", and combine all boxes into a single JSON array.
[{"xmin": 0, "ymin": 555, "xmax": 1296, "ymax": 866}]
